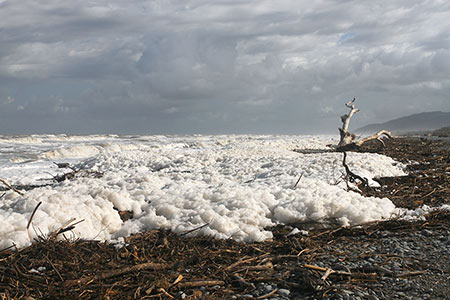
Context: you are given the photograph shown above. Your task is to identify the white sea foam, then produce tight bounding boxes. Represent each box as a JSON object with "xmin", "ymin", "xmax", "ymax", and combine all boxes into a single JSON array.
[
  {"xmin": 40, "ymin": 143, "xmax": 140, "ymax": 159},
  {"xmin": 0, "ymin": 134, "xmax": 409, "ymax": 249}
]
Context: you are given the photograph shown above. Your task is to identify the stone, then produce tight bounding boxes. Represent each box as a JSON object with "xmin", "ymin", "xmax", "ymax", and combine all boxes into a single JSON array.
[{"xmin": 278, "ymin": 289, "xmax": 291, "ymax": 297}]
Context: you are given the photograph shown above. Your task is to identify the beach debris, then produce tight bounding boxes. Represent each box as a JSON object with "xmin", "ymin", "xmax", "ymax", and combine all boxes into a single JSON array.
[
  {"xmin": 337, "ymin": 98, "xmax": 392, "ymax": 151},
  {"xmin": 0, "ymin": 177, "xmax": 24, "ymax": 195},
  {"xmin": 52, "ymin": 166, "xmax": 103, "ymax": 182},
  {"xmin": 342, "ymin": 152, "xmax": 369, "ymax": 190}
]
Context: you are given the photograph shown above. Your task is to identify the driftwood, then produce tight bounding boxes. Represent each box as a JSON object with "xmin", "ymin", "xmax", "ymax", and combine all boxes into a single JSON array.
[
  {"xmin": 337, "ymin": 98, "xmax": 392, "ymax": 151},
  {"xmin": 0, "ymin": 138, "xmax": 448, "ymax": 300},
  {"xmin": 0, "ymin": 178, "xmax": 24, "ymax": 195},
  {"xmin": 1, "ymin": 164, "xmax": 103, "ymax": 195},
  {"xmin": 177, "ymin": 280, "xmax": 225, "ymax": 288},
  {"xmin": 64, "ymin": 261, "xmax": 173, "ymax": 287},
  {"xmin": 52, "ymin": 168, "xmax": 103, "ymax": 183},
  {"xmin": 342, "ymin": 152, "xmax": 369, "ymax": 188}
]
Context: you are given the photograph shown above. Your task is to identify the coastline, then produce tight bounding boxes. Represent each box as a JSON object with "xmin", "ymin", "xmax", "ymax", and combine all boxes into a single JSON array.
[{"xmin": 1, "ymin": 137, "xmax": 449, "ymax": 300}]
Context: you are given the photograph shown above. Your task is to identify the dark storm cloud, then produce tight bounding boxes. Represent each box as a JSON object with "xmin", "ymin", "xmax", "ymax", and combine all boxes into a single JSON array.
[{"xmin": 0, "ymin": 0, "xmax": 449, "ymax": 134}]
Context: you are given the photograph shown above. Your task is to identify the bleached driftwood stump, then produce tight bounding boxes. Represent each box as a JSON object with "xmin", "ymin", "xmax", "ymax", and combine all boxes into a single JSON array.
[{"xmin": 336, "ymin": 98, "xmax": 392, "ymax": 151}]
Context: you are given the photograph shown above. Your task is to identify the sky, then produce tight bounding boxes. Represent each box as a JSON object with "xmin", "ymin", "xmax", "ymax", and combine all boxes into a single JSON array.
[{"xmin": 0, "ymin": 0, "xmax": 449, "ymax": 135}]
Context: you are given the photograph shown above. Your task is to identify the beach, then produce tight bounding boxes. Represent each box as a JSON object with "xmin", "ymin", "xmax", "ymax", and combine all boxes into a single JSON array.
[{"xmin": 1, "ymin": 136, "xmax": 449, "ymax": 299}]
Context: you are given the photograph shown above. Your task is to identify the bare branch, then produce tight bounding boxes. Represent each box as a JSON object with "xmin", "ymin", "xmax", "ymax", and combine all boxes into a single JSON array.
[
  {"xmin": 342, "ymin": 152, "xmax": 368, "ymax": 187},
  {"xmin": 341, "ymin": 97, "xmax": 359, "ymax": 134},
  {"xmin": 27, "ymin": 202, "xmax": 43, "ymax": 229},
  {"xmin": 355, "ymin": 129, "xmax": 393, "ymax": 146},
  {"xmin": 338, "ymin": 97, "xmax": 359, "ymax": 147},
  {"xmin": 0, "ymin": 178, "xmax": 24, "ymax": 195},
  {"xmin": 337, "ymin": 98, "xmax": 392, "ymax": 150}
]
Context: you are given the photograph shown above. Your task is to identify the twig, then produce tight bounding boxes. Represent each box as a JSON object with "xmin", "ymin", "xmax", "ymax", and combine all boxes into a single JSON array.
[
  {"xmin": 304, "ymin": 264, "xmax": 327, "ymax": 272},
  {"xmin": 49, "ymin": 218, "xmax": 85, "ymax": 239},
  {"xmin": 177, "ymin": 280, "xmax": 225, "ymax": 288},
  {"xmin": 225, "ymin": 255, "xmax": 269, "ymax": 270},
  {"xmin": 178, "ymin": 223, "xmax": 209, "ymax": 237},
  {"xmin": 158, "ymin": 288, "xmax": 174, "ymax": 299},
  {"xmin": 0, "ymin": 243, "xmax": 17, "ymax": 254},
  {"xmin": 297, "ymin": 248, "xmax": 310, "ymax": 256},
  {"xmin": 310, "ymin": 227, "xmax": 344, "ymax": 238},
  {"xmin": 422, "ymin": 188, "xmax": 437, "ymax": 198},
  {"xmin": 304, "ymin": 264, "xmax": 352, "ymax": 276},
  {"xmin": 256, "ymin": 288, "xmax": 278, "ymax": 299},
  {"xmin": 53, "ymin": 218, "xmax": 76, "ymax": 233},
  {"xmin": 64, "ymin": 262, "xmax": 172, "ymax": 286},
  {"xmin": 45, "ymin": 254, "xmax": 64, "ymax": 281},
  {"xmin": 321, "ymin": 268, "xmax": 334, "ymax": 281},
  {"xmin": 294, "ymin": 173, "xmax": 303, "ymax": 189},
  {"xmin": 0, "ymin": 178, "xmax": 24, "ymax": 195},
  {"xmin": 171, "ymin": 274, "xmax": 183, "ymax": 286},
  {"xmin": 27, "ymin": 202, "xmax": 43, "ymax": 230},
  {"xmin": 396, "ymin": 271, "xmax": 425, "ymax": 277},
  {"xmin": 236, "ymin": 261, "xmax": 273, "ymax": 273},
  {"xmin": 231, "ymin": 274, "xmax": 255, "ymax": 288}
]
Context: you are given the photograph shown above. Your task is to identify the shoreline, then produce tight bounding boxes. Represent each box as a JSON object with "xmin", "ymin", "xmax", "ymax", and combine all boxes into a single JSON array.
[{"xmin": 1, "ymin": 137, "xmax": 449, "ymax": 300}]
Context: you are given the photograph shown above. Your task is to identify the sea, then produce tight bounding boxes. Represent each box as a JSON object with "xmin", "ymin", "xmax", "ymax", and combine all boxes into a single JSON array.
[{"xmin": 0, "ymin": 134, "xmax": 408, "ymax": 249}]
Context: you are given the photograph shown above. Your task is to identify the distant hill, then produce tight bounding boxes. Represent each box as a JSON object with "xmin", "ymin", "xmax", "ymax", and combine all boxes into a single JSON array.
[
  {"xmin": 432, "ymin": 126, "xmax": 450, "ymax": 137},
  {"xmin": 355, "ymin": 111, "xmax": 450, "ymax": 134}
]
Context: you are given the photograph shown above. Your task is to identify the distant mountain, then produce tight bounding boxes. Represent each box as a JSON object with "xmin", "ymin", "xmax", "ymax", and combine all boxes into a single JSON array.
[{"xmin": 355, "ymin": 111, "xmax": 450, "ymax": 134}]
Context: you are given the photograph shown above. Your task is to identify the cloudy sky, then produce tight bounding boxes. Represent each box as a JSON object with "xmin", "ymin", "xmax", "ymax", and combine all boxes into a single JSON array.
[{"xmin": 0, "ymin": 0, "xmax": 449, "ymax": 134}]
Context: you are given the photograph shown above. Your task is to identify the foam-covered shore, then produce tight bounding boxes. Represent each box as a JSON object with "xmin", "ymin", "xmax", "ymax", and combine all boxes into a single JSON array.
[{"xmin": 0, "ymin": 135, "xmax": 406, "ymax": 249}]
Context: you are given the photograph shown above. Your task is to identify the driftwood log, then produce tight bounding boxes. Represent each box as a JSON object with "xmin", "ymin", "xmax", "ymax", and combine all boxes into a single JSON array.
[{"xmin": 336, "ymin": 98, "xmax": 392, "ymax": 151}]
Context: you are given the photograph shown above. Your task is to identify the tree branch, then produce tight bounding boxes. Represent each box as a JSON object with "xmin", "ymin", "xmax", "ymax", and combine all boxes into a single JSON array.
[
  {"xmin": 355, "ymin": 129, "xmax": 393, "ymax": 146},
  {"xmin": 336, "ymin": 98, "xmax": 392, "ymax": 150},
  {"xmin": 0, "ymin": 178, "xmax": 24, "ymax": 195},
  {"xmin": 342, "ymin": 152, "xmax": 368, "ymax": 187}
]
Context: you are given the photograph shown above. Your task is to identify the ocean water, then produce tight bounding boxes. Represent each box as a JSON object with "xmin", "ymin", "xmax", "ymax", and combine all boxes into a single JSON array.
[{"xmin": 0, "ymin": 134, "xmax": 407, "ymax": 249}]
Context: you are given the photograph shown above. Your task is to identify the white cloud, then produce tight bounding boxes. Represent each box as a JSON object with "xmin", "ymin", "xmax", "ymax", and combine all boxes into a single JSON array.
[{"xmin": 0, "ymin": 0, "xmax": 449, "ymax": 134}]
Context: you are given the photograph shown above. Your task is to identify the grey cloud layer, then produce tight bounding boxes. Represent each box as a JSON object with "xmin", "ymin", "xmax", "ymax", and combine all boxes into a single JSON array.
[{"xmin": 0, "ymin": 0, "xmax": 449, "ymax": 134}]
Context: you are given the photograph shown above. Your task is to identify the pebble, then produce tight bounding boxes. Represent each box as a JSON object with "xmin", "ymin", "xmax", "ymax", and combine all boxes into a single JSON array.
[
  {"xmin": 227, "ymin": 227, "xmax": 448, "ymax": 300},
  {"xmin": 264, "ymin": 284, "xmax": 275, "ymax": 292},
  {"xmin": 421, "ymin": 229, "xmax": 433, "ymax": 237},
  {"xmin": 278, "ymin": 288, "xmax": 291, "ymax": 297},
  {"xmin": 354, "ymin": 291, "xmax": 364, "ymax": 297}
]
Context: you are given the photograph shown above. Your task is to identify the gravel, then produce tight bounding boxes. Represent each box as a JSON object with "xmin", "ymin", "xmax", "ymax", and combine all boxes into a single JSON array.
[{"xmin": 233, "ymin": 222, "xmax": 449, "ymax": 300}]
